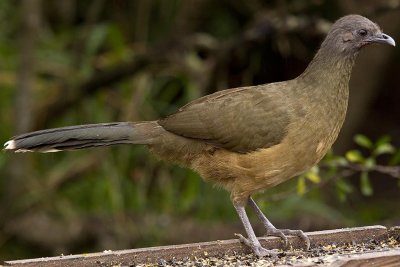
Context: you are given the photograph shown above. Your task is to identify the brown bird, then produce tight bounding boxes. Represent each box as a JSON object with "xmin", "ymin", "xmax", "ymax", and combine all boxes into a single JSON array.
[{"xmin": 4, "ymin": 15, "xmax": 395, "ymax": 256}]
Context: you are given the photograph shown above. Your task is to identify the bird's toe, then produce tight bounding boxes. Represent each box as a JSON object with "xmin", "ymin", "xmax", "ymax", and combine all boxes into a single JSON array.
[
  {"xmin": 277, "ymin": 229, "xmax": 310, "ymax": 250},
  {"xmin": 235, "ymin": 233, "xmax": 279, "ymax": 257},
  {"xmin": 265, "ymin": 228, "xmax": 289, "ymax": 247}
]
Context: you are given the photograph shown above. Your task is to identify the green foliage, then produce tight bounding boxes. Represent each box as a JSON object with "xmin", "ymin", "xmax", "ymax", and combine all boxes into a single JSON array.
[
  {"xmin": 345, "ymin": 149, "xmax": 364, "ymax": 163},
  {"xmin": 297, "ymin": 166, "xmax": 320, "ymax": 195},
  {"xmin": 354, "ymin": 134, "xmax": 373, "ymax": 149},
  {"xmin": 297, "ymin": 134, "xmax": 400, "ymax": 201},
  {"xmin": 360, "ymin": 171, "xmax": 372, "ymax": 196}
]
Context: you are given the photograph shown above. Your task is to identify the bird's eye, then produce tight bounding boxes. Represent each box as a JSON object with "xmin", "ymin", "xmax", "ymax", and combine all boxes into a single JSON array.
[{"xmin": 357, "ymin": 29, "xmax": 368, "ymax": 37}]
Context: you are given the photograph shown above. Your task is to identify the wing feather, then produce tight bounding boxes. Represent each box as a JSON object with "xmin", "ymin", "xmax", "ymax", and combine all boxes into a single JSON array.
[{"xmin": 159, "ymin": 84, "xmax": 291, "ymax": 153}]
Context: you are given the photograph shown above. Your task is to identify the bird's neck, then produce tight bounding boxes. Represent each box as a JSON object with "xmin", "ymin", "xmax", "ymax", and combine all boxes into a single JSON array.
[
  {"xmin": 291, "ymin": 45, "xmax": 358, "ymax": 148},
  {"xmin": 297, "ymin": 46, "xmax": 357, "ymax": 90}
]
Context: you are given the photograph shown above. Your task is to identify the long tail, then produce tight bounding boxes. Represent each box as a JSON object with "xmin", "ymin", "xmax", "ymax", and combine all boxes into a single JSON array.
[{"xmin": 3, "ymin": 122, "xmax": 160, "ymax": 153}]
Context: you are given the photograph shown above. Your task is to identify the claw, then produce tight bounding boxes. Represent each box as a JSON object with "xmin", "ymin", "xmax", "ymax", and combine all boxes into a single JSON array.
[
  {"xmin": 235, "ymin": 233, "xmax": 251, "ymax": 246},
  {"xmin": 235, "ymin": 234, "xmax": 279, "ymax": 257},
  {"xmin": 279, "ymin": 229, "xmax": 310, "ymax": 250},
  {"xmin": 265, "ymin": 228, "xmax": 310, "ymax": 250},
  {"xmin": 265, "ymin": 228, "xmax": 289, "ymax": 247}
]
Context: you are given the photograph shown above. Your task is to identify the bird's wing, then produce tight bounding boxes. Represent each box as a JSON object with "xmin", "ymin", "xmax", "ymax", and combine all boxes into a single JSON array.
[{"xmin": 159, "ymin": 84, "xmax": 291, "ymax": 153}]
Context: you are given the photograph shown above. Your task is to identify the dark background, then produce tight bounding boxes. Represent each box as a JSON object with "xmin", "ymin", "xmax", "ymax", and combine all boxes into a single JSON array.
[{"xmin": 1, "ymin": 0, "xmax": 400, "ymax": 261}]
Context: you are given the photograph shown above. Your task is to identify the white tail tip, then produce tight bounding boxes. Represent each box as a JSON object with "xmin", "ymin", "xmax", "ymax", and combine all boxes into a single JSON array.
[
  {"xmin": 4, "ymin": 140, "xmax": 61, "ymax": 153},
  {"xmin": 4, "ymin": 140, "xmax": 16, "ymax": 150}
]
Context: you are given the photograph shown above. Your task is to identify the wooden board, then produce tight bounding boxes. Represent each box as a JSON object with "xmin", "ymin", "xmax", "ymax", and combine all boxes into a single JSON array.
[{"xmin": 4, "ymin": 225, "xmax": 400, "ymax": 267}]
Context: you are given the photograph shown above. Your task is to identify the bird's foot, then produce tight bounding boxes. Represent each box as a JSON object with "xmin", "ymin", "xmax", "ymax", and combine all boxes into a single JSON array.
[
  {"xmin": 235, "ymin": 233, "xmax": 279, "ymax": 257},
  {"xmin": 265, "ymin": 228, "xmax": 310, "ymax": 250}
]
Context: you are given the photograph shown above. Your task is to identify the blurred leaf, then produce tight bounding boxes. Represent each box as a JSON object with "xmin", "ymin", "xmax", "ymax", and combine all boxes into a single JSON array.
[
  {"xmin": 306, "ymin": 172, "xmax": 321, "ymax": 183},
  {"xmin": 305, "ymin": 166, "xmax": 321, "ymax": 183},
  {"xmin": 360, "ymin": 171, "xmax": 373, "ymax": 196},
  {"xmin": 364, "ymin": 157, "xmax": 376, "ymax": 169},
  {"xmin": 354, "ymin": 134, "xmax": 373, "ymax": 149},
  {"xmin": 345, "ymin": 150, "xmax": 364, "ymax": 163},
  {"xmin": 334, "ymin": 156, "xmax": 348, "ymax": 166},
  {"xmin": 297, "ymin": 176, "xmax": 306, "ymax": 196},
  {"xmin": 374, "ymin": 143, "xmax": 395, "ymax": 156},
  {"xmin": 375, "ymin": 135, "xmax": 391, "ymax": 148},
  {"xmin": 324, "ymin": 154, "xmax": 347, "ymax": 167}
]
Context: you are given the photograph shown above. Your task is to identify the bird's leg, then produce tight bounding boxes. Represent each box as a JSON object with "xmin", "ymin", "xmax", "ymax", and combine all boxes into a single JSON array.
[
  {"xmin": 248, "ymin": 197, "xmax": 310, "ymax": 250},
  {"xmin": 233, "ymin": 202, "xmax": 278, "ymax": 257}
]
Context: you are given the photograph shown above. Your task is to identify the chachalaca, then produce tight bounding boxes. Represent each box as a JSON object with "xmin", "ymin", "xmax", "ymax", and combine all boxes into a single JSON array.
[{"xmin": 4, "ymin": 15, "xmax": 396, "ymax": 256}]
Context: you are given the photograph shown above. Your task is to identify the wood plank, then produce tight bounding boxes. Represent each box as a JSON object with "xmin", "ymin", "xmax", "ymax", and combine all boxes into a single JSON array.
[
  {"xmin": 331, "ymin": 249, "xmax": 400, "ymax": 267},
  {"xmin": 3, "ymin": 225, "xmax": 391, "ymax": 267}
]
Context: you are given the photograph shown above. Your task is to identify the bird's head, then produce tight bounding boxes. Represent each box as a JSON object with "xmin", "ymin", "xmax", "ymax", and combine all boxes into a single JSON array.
[{"xmin": 322, "ymin": 15, "xmax": 395, "ymax": 57}]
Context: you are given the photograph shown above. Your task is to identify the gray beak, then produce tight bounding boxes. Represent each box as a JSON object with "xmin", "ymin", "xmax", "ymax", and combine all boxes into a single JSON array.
[{"xmin": 369, "ymin": 33, "xmax": 396, "ymax": 46}]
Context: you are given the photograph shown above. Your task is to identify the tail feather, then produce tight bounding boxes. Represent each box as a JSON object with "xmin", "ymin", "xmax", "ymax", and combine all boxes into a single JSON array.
[{"xmin": 4, "ymin": 122, "xmax": 159, "ymax": 153}]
